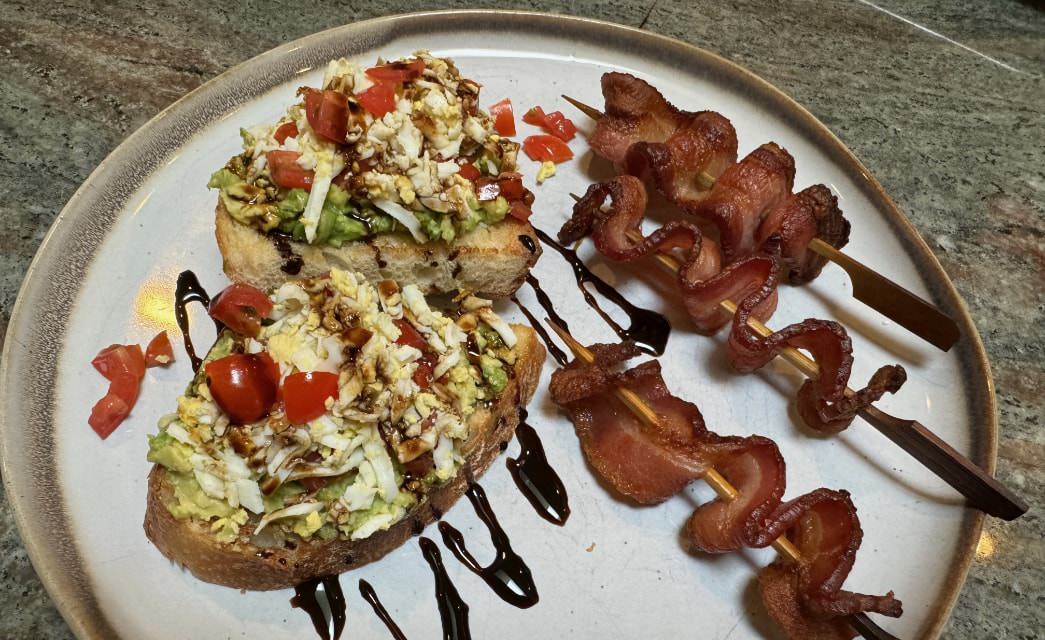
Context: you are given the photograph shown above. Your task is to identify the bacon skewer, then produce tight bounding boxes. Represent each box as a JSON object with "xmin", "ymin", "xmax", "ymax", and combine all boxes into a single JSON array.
[
  {"xmin": 561, "ymin": 84, "xmax": 961, "ymax": 351},
  {"xmin": 563, "ymin": 184, "xmax": 1025, "ymax": 519},
  {"xmin": 544, "ymin": 323, "xmax": 902, "ymax": 640}
]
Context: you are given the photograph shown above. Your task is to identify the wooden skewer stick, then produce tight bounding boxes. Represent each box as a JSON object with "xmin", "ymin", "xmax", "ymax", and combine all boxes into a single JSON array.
[
  {"xmin": 564, "ymin": 196, "xmax": 1025, "ymax": 519},
  {"xmin": 561, "ymin": 94, "xmax": 961, "ymax": 352},
  {"xmin": 544, "ymin": 319, "xmax": 899, "ymax": 640}
]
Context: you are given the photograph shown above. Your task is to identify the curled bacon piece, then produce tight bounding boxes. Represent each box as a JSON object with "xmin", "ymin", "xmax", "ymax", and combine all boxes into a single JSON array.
[
  {"xmin": 561, "ymin": 176, "xmax": 905, "ymax": 433},
  {"xmin": 688, "ymin": 142, "xmax": 795, "ymax": 262},
  {"xmin": 589, "ymin": 72, "xmax": 739, "ymax": 204},
  {"xmin": 758, "ymin": 185, "xmax": 850, "ymax": 284},
  {"xmin": 589, "ymin": 72, "xmax": 849, "ymax": 283},
  {"xmin": 549, "ymin": 345, "xmax": 901, "ymax": 638}
]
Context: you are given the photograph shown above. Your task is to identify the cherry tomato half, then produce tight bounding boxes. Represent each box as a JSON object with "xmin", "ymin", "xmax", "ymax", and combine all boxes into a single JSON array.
[
  {"xmin": 489, "ymin": 98, "xmax": 516, "ymax": 136},
  {"xmin": 283, "ymin": 371, "xmax": 340, "ymax": 424},
  {"xmin": 274, "ymin": 121, "xmax": 299, "ymax": 144},
  {"xmin": 205, "ymin": 353, "xmax": 280, "ymax": 425},
  {"xmin": 303, "ymin": 89, "xmax": 348, "ymax": 143},
  {"xmin": 266, "ymin": 150, "xmax": 314, "ymax": 190},
  {"xmin": 365, "ymin": 58, "xmax": 425, "ymax": 83},
  {"xmin": 208, "ymin": 282, "xmax": 273, "ymax": 338},
  {"xmin": 522, "ymin": 134, "xmax": 574, "ymax": 163},
  {"xmin": 145, "ymin": 331, "xmax": 175, "ymax": 367},
  {"xmin": 356, "ymin": 81, "xmax": 397, "ymax": 119}
]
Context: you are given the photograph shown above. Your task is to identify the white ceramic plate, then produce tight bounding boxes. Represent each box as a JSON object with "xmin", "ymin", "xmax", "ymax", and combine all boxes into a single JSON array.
[{"xmin": 0, "ymin": 11, "xmax": 993, "ymax": 640}]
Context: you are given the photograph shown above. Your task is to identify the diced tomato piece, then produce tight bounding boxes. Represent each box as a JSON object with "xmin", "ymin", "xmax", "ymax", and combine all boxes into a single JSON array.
[
  {"xmin": 458, "ymin": 162, "xmax": 481, "ymax": 181},
  {"xmin": 205, "ymin": 353, "xmax": 280, "ymax": 424},
  {"xmin": 274, "ymin": 121, "xmax": 299, "ymax": 144},
  {"xmin": 108, "ymin": 372, "xmax": 142, "ymax": 407},
  {"xmin": 366, "ymin": 58, "xmax": 425, "ymax": 83},
  {"xmin": 489, "ymin": 98, "xmax": 516, "ymax": 136},
  {"xmin": 283, "ymin": 371, "xmax": 339, "ymax": 424},
  {"xmin": 266, "ymin": 150, "xmax": 314, "ymax": 190},
  {"xmin": 522, "ymin": 135, "xmax": 574, "ymax": 163},
  {"xmin": 208, "ymin": 282, "xmax": 273, "ymax": 338},
  {"xmin": 145, "ymin": 331, "xmax": 175, "ymax": 367},
  {"xmin": 92, "ymin": 344, "xmax": 146, "ymax": 381},
  {"xmin": 522, "ymin": 106, "xmax": 546, "ymax": 127},
  {"xmin": 394, "ymin": 319, "xmax": 429, "ymax": 351},
  {"xmin": 89, "ymin": 343, "xmax": 146, "ymax": 439},
  {"xmin": 508, "ymin": 200, "xmax": 533, "ymax": 222},
  {"xmin": 89, "ymin": 392, "xmax": 131, "ymax": 439},
  {"xmin": 497, "ymin": 174, "xmax": 526, "ymax": 200},
  {"xmin": 540, "ymin": 110, "xmax": 577, "ymax": 141},
  {"xmin": 356, "ymin": 82, "xmax": 397, "ymax": 118},
  {"xmin": 303, "ymin": 89, "xmax": 348, "ymax": 143},
  {"xmin": 474, "ymin": 174, "xmax": 526, "ymax": 202},
  {"xmin": 523, "ymin": 106, "xmax": 577, "ymax": 141},
  {"xmin": 412, "ymin": 352, "xmax": 439, "ymax": 389}
]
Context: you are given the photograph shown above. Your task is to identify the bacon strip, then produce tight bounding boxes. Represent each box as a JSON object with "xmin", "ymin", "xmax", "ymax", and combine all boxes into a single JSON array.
[
  {"xmin": 758, "ymin": 185, "xmax": 851, "ymax": 284},
  {"xmin": 589, "ymin": 72, "xmax": 849, "ymax": 282},
  {"xmin": 561, "ymin": 176, "xmax": 905, "ymax": 434},
  {"xmin": 548, "ymin": 346, "xmax": 901, "ymax": 638},
  {"xmin": 688, "ymin": 142, "xmax": 795, "ymax": 262}
]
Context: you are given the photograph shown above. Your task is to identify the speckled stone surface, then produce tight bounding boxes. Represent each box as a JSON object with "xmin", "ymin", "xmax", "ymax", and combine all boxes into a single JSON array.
[{"xmin": 0, "ymin": 1, "xmax": 1041, "ymax": 638}]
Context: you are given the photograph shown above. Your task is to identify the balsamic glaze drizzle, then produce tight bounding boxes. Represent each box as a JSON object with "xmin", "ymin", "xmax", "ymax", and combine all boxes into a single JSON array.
[
  {"xmin": 438, "ymin": 483, "xmax": 540, "ymax": 609},
  {"xmin": 174, "ymin": 270, "xmax": 221, "ymax": 372},
  {"xmin": 510, "ymin": 293, "xmax": 568, "ymax": 366},
  {"xmin": 518, "ymin": 234, "xmax": 539, "ymax": 254},
  {"xmin": 271, "ymin": 233, "xmax": 304, "ymax": 275},
  {"xmin": 525, "ymin": 273, "xmax": 572, "ymax": 336},
  {"xmin": 533, "ymin": 227, "xmax": 670, "ymax": 356},
  {"xmin": 508, "ymin": 409, "xmax": 570, "ymax": 526},
  {"xmin": 291, "ymin": 575, "xmax": 347, "ymax": 640},
  {"xmin": 359, "ymin": 579, "xmax": 408, "ymax": 640},
  {"xmin": 419, "ymin": 537, "xmax": 471, "ymax": 640}
]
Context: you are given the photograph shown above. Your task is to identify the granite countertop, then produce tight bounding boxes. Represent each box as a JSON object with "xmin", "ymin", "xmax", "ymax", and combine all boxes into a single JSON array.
[{"xmin": 1, "ymin": 1, "xmax": 1041, "ymax": 638}]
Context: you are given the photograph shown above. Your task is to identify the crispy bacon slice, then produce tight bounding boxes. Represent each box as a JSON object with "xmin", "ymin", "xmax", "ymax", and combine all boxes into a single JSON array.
[
  {"xmin": 548, "ymin": 345, "xmax": 902, "ymax": 638},
  {"xmin": 561, "ymin": 176, "xmax": 905, "ymax": 434},
  {"xmin": 591, "ymin": 72, "xmax": 850, "ymax": 283},
  {"xmin": 624, "ymin": 111, "xmax": 738, "ymax": 206},
  {"xmin": 758, "ymin": 185, "xmax": 851, "ymax": 283},
  {"xmin": 688, "ymin": 143, "xmax": 795, "ymax": 262}
]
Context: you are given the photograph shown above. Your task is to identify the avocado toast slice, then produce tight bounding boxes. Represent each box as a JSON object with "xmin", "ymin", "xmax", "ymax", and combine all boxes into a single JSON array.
[
  {"xmin": 211, "ymin": 50, "xmax": 541, "ymax": 297},
  {"xmin": 144, "ymin": 270, "xmax": 545, "ymax": 589}
]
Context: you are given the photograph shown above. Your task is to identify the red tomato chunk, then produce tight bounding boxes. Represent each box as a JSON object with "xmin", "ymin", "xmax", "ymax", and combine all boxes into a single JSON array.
[
  {"xmin": 206, "ymin": 353, "xmax": 280, "ymax": 425},
  {"xmin": 208, "ymin": 282, "xmax": 273, "ymax": 338},
  {"xmin": 283, "ymin": 371, "xmax": 340, "ymax": 424},
  {"xmin": 145, "ymin": 331, "xmax": 175, "ymax": 367}
]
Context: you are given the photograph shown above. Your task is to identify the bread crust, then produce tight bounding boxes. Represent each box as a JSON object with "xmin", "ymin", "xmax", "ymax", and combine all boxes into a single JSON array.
[
  {"xmin": 215, "ymin": 201, "xmax": 541, "ymax": 298},
  {"xmin": 143, "ymin": 325, "xmax": 545, "ymax": 590}
]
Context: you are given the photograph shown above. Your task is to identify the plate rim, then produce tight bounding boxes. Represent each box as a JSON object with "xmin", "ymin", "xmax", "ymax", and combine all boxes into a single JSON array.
[{"xmin": 0, "ymin": 9, "xmax": 994, "ymax": 639}]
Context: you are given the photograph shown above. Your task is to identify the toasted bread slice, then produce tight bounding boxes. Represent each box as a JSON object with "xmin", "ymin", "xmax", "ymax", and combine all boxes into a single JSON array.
[
  {"xmin": 143, "ymin": 324, "xmax": 545, "ymax": 590},
  {"xmin": 215, "ymin": 201, "xmax": 541, "ymax": 298}
]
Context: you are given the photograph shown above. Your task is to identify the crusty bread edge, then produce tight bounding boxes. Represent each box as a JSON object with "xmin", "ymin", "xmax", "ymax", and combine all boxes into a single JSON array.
[
  {"xmin": 214, "ymin": 200, "xmax": 541, "ymax": 299},
  {"xmin": 143, "ymin": 324, "xmax": 545, "ymax": 590}
]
